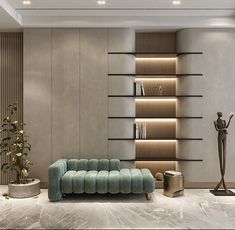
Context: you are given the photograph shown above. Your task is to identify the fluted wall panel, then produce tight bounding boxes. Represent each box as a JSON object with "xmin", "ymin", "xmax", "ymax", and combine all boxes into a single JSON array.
[{"xmin": 0, "ymin": 32, "xmax": 23, "ymax": 184}]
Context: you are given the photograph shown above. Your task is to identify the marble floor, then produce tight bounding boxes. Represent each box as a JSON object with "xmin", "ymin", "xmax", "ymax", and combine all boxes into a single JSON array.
[{"xmin": 0, "ymin": 186, "xmax": 235, "ymax": 229}]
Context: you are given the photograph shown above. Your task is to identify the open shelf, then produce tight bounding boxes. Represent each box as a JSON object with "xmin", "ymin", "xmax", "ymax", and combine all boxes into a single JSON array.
[
  {"xmin": 135, "ymin": 158, "xmax": 203, "ymax": 162},
  {"xmin": 108, "ymin": 116, "xmax": 203, "ymax": 119},
  {"xmin": 108, "ymin": 138, "xmax": 203, "ymax": 141},
  {"xmin": 108, "ymin": 74, "xmax": 203, "ymax": 77},
  {"xmin": 108, "ymin": 52, "xmax": 203, "ymax": 57},
  {"xmin": 108, "ymin": 95, "xmax": 203, "ymax": 98},
  {"xmin": 119, "ymin": 158, "xmax": 203, "ymax": 162}
]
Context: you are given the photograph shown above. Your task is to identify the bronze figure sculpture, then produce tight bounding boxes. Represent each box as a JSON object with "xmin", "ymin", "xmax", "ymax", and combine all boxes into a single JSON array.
[{"xmin": 211, "ymin": 112, "xmax": 235, "ymax": 196}]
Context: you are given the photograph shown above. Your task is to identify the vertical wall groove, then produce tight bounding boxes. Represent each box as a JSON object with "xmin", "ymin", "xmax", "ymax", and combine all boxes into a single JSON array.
[{"xmin": 0, "ymin": 32, "xmax": 23, "ymax": 184}]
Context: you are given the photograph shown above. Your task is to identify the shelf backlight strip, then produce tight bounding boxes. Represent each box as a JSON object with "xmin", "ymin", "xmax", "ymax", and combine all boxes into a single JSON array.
[
  {"xmin": 135, "ymin": 78, "xmax": 176, "ymax": 81},
  {"xmin": 135, "ymin": 57, "xmax": 176, "ymax": 61},
  {"xmin": 135, "ymin": 98, "xmax": 177, "ymax": 102},
  {"xmin": 135, "ymin": 118, "xmax": 176, "ymax": 122},
  {"xmin": 135, "ymin": 140, "xmax": 177, "ymax": 142}
]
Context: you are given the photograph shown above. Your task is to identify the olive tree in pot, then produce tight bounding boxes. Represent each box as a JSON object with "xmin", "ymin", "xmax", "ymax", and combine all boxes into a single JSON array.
[{"xmin": 0, "ymin": 103, "xmax": 40, "ymax": 198}]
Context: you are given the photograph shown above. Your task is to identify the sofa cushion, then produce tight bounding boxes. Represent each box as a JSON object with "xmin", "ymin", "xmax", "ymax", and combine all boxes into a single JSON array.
[
  {"xmin": 120, "ymin": 169, "xmax": 132, "ymax": 194},
  {"xmin": 88, "ymin": 159, "xmax": 99, "ymax": 171},
  {"xmin": 131, "ymin": 169, "xmax": 143, "ymax": 193},
  {"xmin": 108, "ymin": 170, "xmax": 120, "ymax": 194},
  {"xmin": 72, "ymin": 170, "xmax": 87, "ymax": 194},
  {"xmin": 97, "ymin": 171, "xmax": 109, "ymax": 194},
  {"xmin": 109, "ymin": 159, "xmax": 120, "ymax": 171},
  {"xmin": 61, "ymin": 170, "xmax": 77, "ymax": 194},
  {"xmin": 85, "ymin": 170, "xmax": 98, "ymax": 194},
  {"xmin": 98, "ymin": 159, "xmax": 109, "ymax": 171},
  {"xmin": 78, "ymin": 159, "xmax": 88, "ymax": 171},
  {"xmin": 67, "ymin": 159, "xmax": 78, "ymax": 171}
]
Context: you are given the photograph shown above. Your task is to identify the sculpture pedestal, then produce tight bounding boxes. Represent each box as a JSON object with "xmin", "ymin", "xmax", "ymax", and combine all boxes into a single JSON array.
[{"xmin": 210, "ymin": 189, "xmax": 235, "ymax": 196}]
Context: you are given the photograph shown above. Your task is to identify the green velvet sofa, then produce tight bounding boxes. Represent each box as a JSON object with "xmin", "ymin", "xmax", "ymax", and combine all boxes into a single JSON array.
[{"xmin": 48, "ymin": 159, "xmax": 155, "ymax": 201}]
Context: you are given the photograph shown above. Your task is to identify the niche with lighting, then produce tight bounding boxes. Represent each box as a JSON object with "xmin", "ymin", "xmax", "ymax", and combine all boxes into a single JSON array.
[{"xmin": 108, "ymin": 32, "xmax": 203, "ymax": 185}]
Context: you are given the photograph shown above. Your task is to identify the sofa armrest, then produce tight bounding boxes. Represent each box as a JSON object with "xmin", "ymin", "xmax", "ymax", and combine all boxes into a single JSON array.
[
  {"xmin": 141, "ymin": 168, "xmax": 155, "ymax": 193},
  {"xmin": 48, "ymin": 159, "xmax": 67, "ymax": 201}
]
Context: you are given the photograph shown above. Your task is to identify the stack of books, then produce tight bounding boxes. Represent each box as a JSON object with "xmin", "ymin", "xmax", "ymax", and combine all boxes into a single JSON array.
[
  {"xmin": 135, "ymin": 123, "xmax": 147, "ymax": 139},
  {"xmin": 165, "ymin": 171, "xmax": 182, "ymax": 176},
  {"xmin": 134, "ymin": 81, "xmax": 145, "ymax": 96}
]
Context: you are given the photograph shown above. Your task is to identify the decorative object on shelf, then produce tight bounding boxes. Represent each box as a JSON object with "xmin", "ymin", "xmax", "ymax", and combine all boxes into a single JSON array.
[
  {"xmin": 163, "ymin": 171, "xmax": 184, "ymax": 197},
  {"xmin": 155, "ymin": 172, "xmax": 163, "ymax": 181},
  {"xmin": 155, "ymin": 85, "xmax": 163, "ymax": 95},
  {"xmin": 0, "ymin": 103, "xmax": 40, "ymax": 198},
  {"xmin": 134, "ymin": 123, "xmax": 147, "ymax": 139},
  {"xmin": 210, "ymin": 112, "xmax": 235, "ymax": 196},
  {"xmin": 140, "ymin": 82, "xmax": 145, "ymax": 96},
  {"xmin": 135, "ymin": 81, "xmax": 145, "ymax": 96},
  {"xmin": 135, "ymin": 81, "xmax": 141, "ymax": 96},
  {"xmin": 134, "ymin": 81, "xmax": 145, "ymax": 96}
]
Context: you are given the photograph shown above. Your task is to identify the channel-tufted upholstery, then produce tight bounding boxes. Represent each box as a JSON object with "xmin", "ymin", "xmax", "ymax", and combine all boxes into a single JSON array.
[{"xmin": 48, "ymin": 159, "xmax": 155, "ymax": 201}]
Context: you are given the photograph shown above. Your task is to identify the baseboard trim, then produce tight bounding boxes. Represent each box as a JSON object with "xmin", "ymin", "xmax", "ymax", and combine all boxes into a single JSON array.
[{"xmin": 40, "ymin": 182, "xmax": 48, "ymax": 189}]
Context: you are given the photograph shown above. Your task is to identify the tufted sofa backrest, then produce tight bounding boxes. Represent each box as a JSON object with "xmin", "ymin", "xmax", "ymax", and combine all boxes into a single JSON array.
[{"xmin": 67, "ymin": 159, "xmax": 120, "ymax": 171}]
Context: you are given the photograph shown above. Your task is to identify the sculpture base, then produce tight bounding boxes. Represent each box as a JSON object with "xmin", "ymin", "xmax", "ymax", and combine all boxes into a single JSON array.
[{"xmin": 210, "ymin": 189, "xmax": 235, "ymax": 196}]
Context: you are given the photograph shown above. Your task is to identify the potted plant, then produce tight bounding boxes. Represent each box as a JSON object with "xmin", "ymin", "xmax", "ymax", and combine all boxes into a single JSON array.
[{"xmin": 0, "ymin": 103, "xmax": 40, "ymax": 198}]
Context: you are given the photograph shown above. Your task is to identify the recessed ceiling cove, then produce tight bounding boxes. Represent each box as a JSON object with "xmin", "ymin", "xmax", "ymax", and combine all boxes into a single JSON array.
[{"xmin": 1, "ymin": 0, "xmax": 235, "ymax": 29}]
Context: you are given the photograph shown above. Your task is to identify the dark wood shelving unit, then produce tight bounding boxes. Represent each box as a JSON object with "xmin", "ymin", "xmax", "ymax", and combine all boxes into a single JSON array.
[
  {"xmin": 108, "ymin": 74, "xmax": 203, "ymax": 77},
  {"xmin": 108, "ymin": 116, "xmax": 203, "ymax": 119},
  {"xmin": 108, "ymin": 138, "xmax": 203, "ymax": 141},
  {"xmin": 108, "ymin": 95, "xmax": 203, "ymax": 98},
  {"xmin": 108, "ymin": 34, "xmax": 204, "ymax": 176}
]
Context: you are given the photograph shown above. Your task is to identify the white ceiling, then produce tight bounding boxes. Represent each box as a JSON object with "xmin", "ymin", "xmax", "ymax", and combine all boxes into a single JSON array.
[{"xmin": 1, "ymin": 0, "xmax": 235, "ymax": 30}]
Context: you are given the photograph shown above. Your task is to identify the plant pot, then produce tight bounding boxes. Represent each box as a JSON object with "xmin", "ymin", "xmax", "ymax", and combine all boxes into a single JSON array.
[{"xmin": 8, "ymin": 179, "xmax": 40, "ymax": 198}]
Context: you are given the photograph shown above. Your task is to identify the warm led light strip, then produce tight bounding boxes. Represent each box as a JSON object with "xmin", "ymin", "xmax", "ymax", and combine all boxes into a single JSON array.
[
  {"xmin": 135, "ymin": 98, "xmax": 177, "ymax": 102},
  {"xmin": 135, "ymin": 119, "xmax": 176, "ymax": 122},
  {"xmin": 135, "ymin": 140, "xmax": 177, "ymax": 142},
  {"xmin": 135, "ymin": 57, "xmax": 176, "ymax": 61},
  {"xmin": 135, "ymin": 78, "xmax": 176, "ymax": 81}
]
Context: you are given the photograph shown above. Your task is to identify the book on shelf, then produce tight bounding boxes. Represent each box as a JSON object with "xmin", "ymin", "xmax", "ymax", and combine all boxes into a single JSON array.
[
  {"xmin": 165, "ymin": 171, "xmax": 182, "ymax": 176},
  {"xmin": 135, "ymin": 81, "xmax": 145, "ymax": 96},
  {"xmin": 135, "ymin": 122, "xmax": 147, "ymax": 139},
  {"xmin": 135, "ymin": 123, "xmax": 139, "ymax": 139},
  {"xmin": 141, "ymin": 82, "xmax": 145, "ymax": 96}
]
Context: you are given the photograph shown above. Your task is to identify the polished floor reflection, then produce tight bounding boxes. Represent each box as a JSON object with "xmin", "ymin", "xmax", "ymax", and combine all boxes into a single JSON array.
[{"xmin": 0, "ymin": 186, "xmax": 235, "ymax": 229}]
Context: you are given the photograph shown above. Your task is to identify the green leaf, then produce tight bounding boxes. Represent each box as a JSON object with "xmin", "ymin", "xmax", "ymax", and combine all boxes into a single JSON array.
[
  {"xmin": 3, "ymin": 117, "xmax": 10, "ymax": 122},
  {"xmin": 11, "ymin": 124, "xmax": 17, "ymax": 129},
  {"xmin": 24, "ymin": 146, "xmax": 31, "ymax": 151},
  {"xmin": 6, "ymin": 151, "xmax": 12, "ymax": 156},
  {"xmin": 21, "ymin": 168, "xmax": 29, "ymax": 177},
  {"xmin": 16, "ymin": 153, "xmax": 22, "ymax": 157},
  {"xmin": 1, "ymin": 137, "xmax": 11, "ymax": 142},
  {"xmin": 0, "ymin": 129, "xmax": 7, "ymax": 133},
  {"xmin": 1, "ymin": 163, "xmax": 9, "ymax": 171}
]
